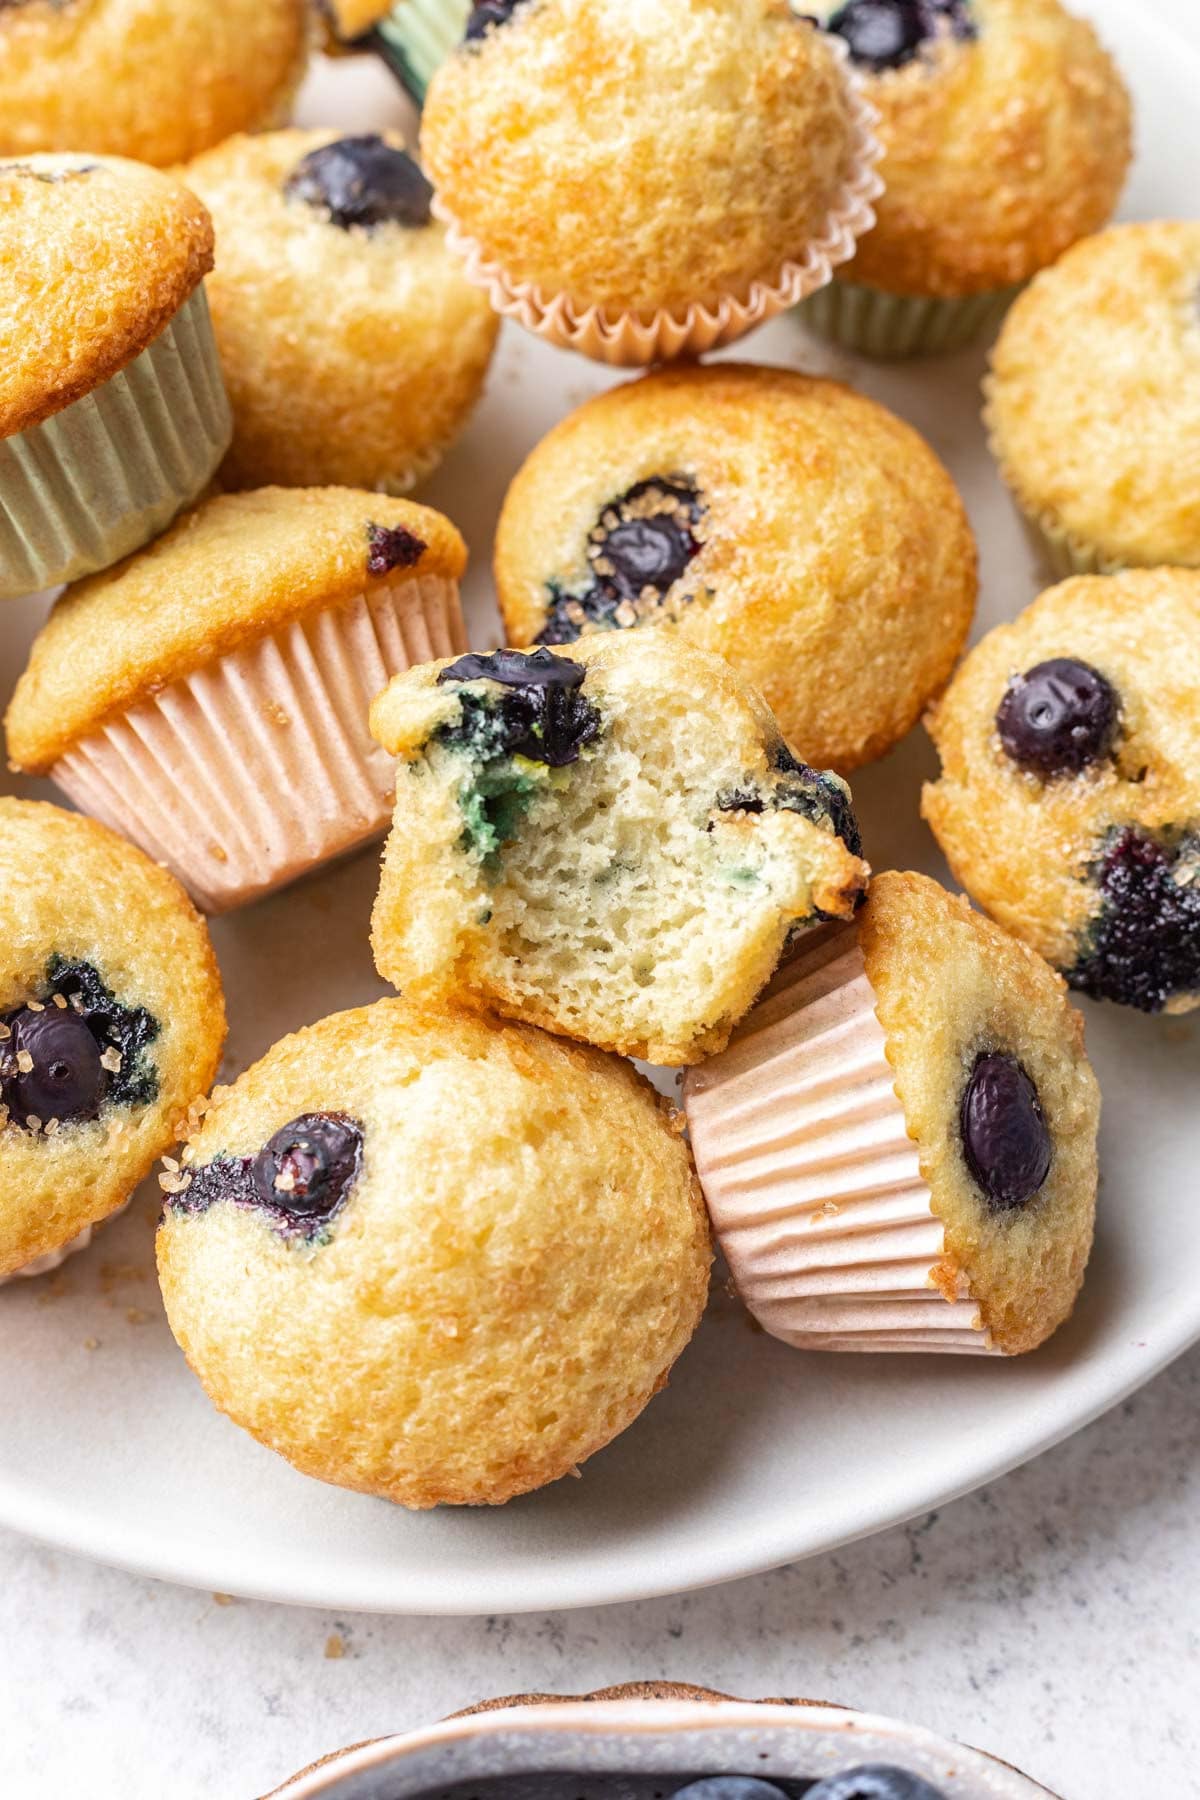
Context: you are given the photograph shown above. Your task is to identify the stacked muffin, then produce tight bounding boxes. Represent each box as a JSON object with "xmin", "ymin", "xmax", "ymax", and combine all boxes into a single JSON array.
[{"xmin": 5, "ymin": 0, "xmax": 1187, "ymax": 1519}]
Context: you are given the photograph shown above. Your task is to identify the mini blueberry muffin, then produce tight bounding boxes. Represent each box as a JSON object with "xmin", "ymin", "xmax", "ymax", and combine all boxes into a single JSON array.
[
  {"xmin": 6, "ymin": 487, "xmax": 468, "ymax": 915},
  {"xmin": 801, "ymin": 0, "xmax": 1132, "ymax": 356},
  {"xmin": 685, "ymin": 870, "xmax": 1099, "ymax": 1356},
  {"xmin": 369, "ymin": 633, "xmax": 869, "ymax": 1065},
  {"xmin": 419, "ymin": 0, "xmax": 881, "ymax": 363},
  {"xmin": 0, "ymin": 155, "xmax": 230, "ymax": 601},
  {"xmin": 495, "ymin": 363, "xmax": 977, "ymax": 772},
  {"xmin": 987, "ymin": 223, "xmax": 1200, "ymax": 575},
  {"xmin": 156, "ymin": 999, "xmax": 711, "ymax": 1507},
  {"xmin": 0, "ymin": 799, "xmax": 225, "ymax": 1281},
  {"xmin": 924, "ymin": 570, "xmax": 1200, "ymax": 1014},
  {"xmin": 0, "ymin": 0, "xmax": 308, "ymax": 167},
  {"xmin": 181, "ymin": 129, "xmax": 499, "ymax": 492}
]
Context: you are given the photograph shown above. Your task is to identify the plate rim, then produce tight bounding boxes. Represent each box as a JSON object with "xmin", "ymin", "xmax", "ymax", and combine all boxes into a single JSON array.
[{"xmin": 1, "ymin": 0, "xmax": 1198, "ymax": 1617}]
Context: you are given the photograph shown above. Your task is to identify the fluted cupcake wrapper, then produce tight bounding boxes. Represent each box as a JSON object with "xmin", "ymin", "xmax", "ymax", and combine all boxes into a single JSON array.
[
  {"xmin": 0, "ymin": 286, "xmax": 232, "ymax": 602},
  {"xmin": 799, "ymin": 277, "xmax": 1021, "ymax": 359},
  {"xmin": 684, "ymin": 926, "xmax": 1001, "ymax": 1355},
  {"xmin": 371, "ymin": 0, "xmax": 471, "ymax": 103},
  {"xmin": 51, "ymin": 573, "xmax": 466, "ymax": 915},
  {"xmin": 432, "ymin": 36, "xmax": 884, "ymax": 367}
]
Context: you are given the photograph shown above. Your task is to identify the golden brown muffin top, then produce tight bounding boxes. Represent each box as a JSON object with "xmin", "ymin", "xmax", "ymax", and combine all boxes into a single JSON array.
[
  {"xmin": 834, "ymin": 0, "xmax": 1131, "ymax": 297},
  {"xmin": 495, "ymin": 362, "xmax": 977, "ymax": 772},
  {"xmin": 421, "ymin": 0, "xmax": 865, "ymax": 316},
  {"xmin": 0, "ymin": 155, "xmax": 214, "ymax": 439},
  {"xmin": 180, "ymin": 128, "xmax": 500, "ymax": 493},
  {"xmin": 987, "ymin": 223, "xmax": 1200, "ymax": 569},
  {"xmin": 0, "ymin": 0, "xmax": 308, "ymax": 169},
  {"xmin": 157, "ymin": 998, "xmax": 710, "ymax": 1508},
  {"xmin": 923, "ymin": 570, "xmax": 1200, "ymax": 1005},
  {"xmin": 0, "ymin": 797, "xmax": 225, "ymax": 1275},
  {"xmin": 861, "ymin": 871, "xmax": 1098, "ymax": 1355},
  {"xmin": 6, "ymin": 487, "xmax": 467, "ymax": 770}
]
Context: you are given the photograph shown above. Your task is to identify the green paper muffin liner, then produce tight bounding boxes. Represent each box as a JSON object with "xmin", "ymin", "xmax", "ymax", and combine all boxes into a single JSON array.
[
  {"xmin": 0, "ymin": 284, "xmax": 231, "ymax": 602},
  {"xmin": 800, "ymin": 277, "xmax": 1021, "ymax": 359},
  {"xmin": 372, "ymin": 0, "xmax": 472, "ymax": 104}
]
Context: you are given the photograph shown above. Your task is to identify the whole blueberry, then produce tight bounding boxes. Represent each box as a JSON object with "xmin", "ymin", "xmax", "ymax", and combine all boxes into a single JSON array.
[
  {"xmin": 826, "ymin": 0, "xmax": 927, "ymax": 69},
  {"xmin": 960, "ymin": 1053, "xmax": 1052, "ymax": 1213},
  {"xmin": 996, "ymin": 658, "xmax": 1118, "ymax": 778},
  {"xmin": 806, "ymin": 1766, "xmax": 949, "ymax": 1800},
  {"xmin": 672, "ymin": 1782, "xmax": 792, "ymax": 1800},
  {"xmin": 465, "ymin": 0, "xmax": 526, "ymax": 40},
  {"xmin": 251, "ymin": 1113, "xmax": 363, "ymax": 1220},
  {"xmin": 1, "ymin": 1007, "xmax": 108, "ymax": 1126},
  {"xmin": 284, "ymin": 135, "xmax": 433, "ymax": 231},
  {"xmin": 603, "ymin": 514, "xmax": 696, "ymax": 598}
]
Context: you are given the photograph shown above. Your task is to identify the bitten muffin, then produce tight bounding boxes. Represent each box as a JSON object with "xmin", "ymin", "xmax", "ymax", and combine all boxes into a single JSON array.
[
  {"xmin": 987, "ymin": 223, "xmax": 1200, "ymax": 574},
  {"xmin": 802, "ymin": 0, "xmax": 1132, "ymax": 355},
  {"xmin": 420, "ymin": 0, "xmax": 879, "ymax": 360},
  {"xmin": 369, "ymin": 634, "xmax": 869, "ymax": 1065},
  {"xmin": 0, "ymin": 799, "xmax": 225, "ymax": 1280},
  {"xmin": 0, "ymin": 0, "xmax": 308, "ymax": 167},
  {"xmin": 182, "ymin": 129, "xmax": 499, "ymax": 492},
  {"xmin": 924, "ymin": 570, "xmax": 1200, "ymax": 1014},
  {"xmin": 6, "ymin": 487, "xmax": 468, "ymax": 915},
  {"xmin": 0, "ymin": 155, "xmax": 230, "ymax": 600},
  {"xmin": 156, "ymin": 1000, "xmax": 711, "ymax": 1508},
  {"xmin": 495, "ymin": 363, "xmax": 977, "ymax": 772},
  {"xmin": 685, "ymin": 870, "xmax": 1099, "ymax": 1356}
]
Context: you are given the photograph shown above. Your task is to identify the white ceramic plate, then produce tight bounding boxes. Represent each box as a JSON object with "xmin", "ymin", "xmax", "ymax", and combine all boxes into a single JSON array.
[{"xmin": 1, "ymin": 0, "xmax": 1198, "ymax": 1617}]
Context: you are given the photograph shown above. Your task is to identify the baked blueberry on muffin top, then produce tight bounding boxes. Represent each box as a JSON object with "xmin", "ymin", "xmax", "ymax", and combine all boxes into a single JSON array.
[{"xmin": 925, "ymin": 569, "xmax": 1200, "ymax": 1014}]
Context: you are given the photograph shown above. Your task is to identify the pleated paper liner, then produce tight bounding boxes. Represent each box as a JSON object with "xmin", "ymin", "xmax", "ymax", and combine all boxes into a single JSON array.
[
  {"xmin": 431, "ymin": 35, "xmax": 883, "ymax": 367},
  {"xmin": 0, "ymin": 285, "xmax": 231, "ymax": 602},
  {"xmin": 51, "ymin": 573, "xmax": 466, "ymax": 915},
  {"xmin": 800, "ymin": 277, "xmax": 1021, "ymax": 359},
  {"xmin": 369, "ymin": 0, "xmax": 471, "ymax": 104},
  {"xmin": 684, "ymin": 925, "xmax": 1001, "ymax": 1355}
]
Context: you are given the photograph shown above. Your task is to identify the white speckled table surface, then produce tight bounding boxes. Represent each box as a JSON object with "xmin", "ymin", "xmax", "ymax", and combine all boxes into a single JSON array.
[{"xmin": 2, "ymin": 1342, "xmax": 1196, "ymax": 1798}]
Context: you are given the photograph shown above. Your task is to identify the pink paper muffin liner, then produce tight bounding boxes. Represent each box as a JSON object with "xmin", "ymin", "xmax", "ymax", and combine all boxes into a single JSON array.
[
  {"xmin": 51, "ymin": 573, "xmax": 465, "ymax": 915},
  {"xmin": 684, "ymin": 925, "xmax": 1001, "ymax": 1355},
  {"xmin": 433, "ymin": 38, "xmax": 883, "ymax": 367}
]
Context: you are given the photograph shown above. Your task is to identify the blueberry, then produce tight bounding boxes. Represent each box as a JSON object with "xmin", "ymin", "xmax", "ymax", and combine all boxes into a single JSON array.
[
  {"xmin": 1070, "ymin": 828, "xmax": 1200, "ymax": 1012},
  {"xmin": 996, "ymin": 658, "xmax": 1118, "ymax": 778},
  {"xmin": 465, "ymin": 0, "xmax": 526, "ymax": 40},
  {"xmin": 1, "ymin": 1008, "xmax": 108, "ymax": 1127},
  {"xmin": 284, "ymin": 135, "xmax": 433, "ymax": 231},
  {"xmin": 825, "ymin": 0, "xmax": 974, "ymax": 71},
  {"xmin": 251, "ymin": 1114, "xmax": 363, "ymax": 1220},
  {"xmin": 960, "ymin": 1053, "xmax": 1052, "ymax": 1213},
  {"xmin": 806, "ymin": 1767, "xmax": 949, "ymax": 1800},
  {"xmin": 47, "ymin": 957, "xmax": 159, "ymax": 1107},
  {"xmin": 536, "ymin": 477, "xmax": 704, "ymax": 645},
  {"xmin": 771, "ymin": 742, "xmax": 864, "ymax": 860},
  {"xmin": 603, "ymin": 514, "xmax": 696, "ymax": 598},
  {"xmin": 366, "ymin": 521, "xmax": 427, "ymax": 577},
  {"xmin": 673, "ymin": 1782, "xmax": 792, "ymax": 1800},
  {"xmin": 438, "ymin": 647, "xmax": 600, "ymax": 767}
]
